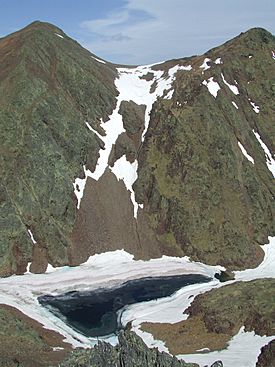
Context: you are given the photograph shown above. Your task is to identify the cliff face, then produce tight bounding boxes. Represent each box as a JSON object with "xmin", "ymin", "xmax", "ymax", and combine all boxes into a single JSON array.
[{"xmin": 0, "ymin": 23, "xmax": 274, "ymax": 276}]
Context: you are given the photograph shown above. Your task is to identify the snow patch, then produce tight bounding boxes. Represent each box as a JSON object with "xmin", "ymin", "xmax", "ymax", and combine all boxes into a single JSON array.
[
  {"xmin": 110, "ymin": 156, "xmax": 142, "ymax": 218},
  {"xmin": 196, "ymin": 347, "xmax": 211, "ymax": 352},
  {"xmin": 272, "ymin": 51, "xmax": 275, "ymax": 60},
  {"xmin": 214, "ymin": 58, "xmax": 222, "ymax": 64},
  {"xmin": 25, "ymin": 262, "xmax": 32, "ymax": 274},
  {"xmin": 238, "ymin": 142, "xmax": 254, "ymax": 164},
  {"xmin": 55, "ymin": 33, "xmax": 64, "ymax": 39},
  {"xmin": 234, "ymin": 236, "xmax": 275, "ymax": 280},
  {"xmin": 91, "ymin": 56, "xmax": 106, "ymax": 64},
  {"xmin": 85, "ymin": 121, "xmax": 103, "ymax": 139},
  {"xmin": 232, "ymin": 101, "xmax": 238, "ymax": 109},
  {"xmin": 252, "ymin": 131, "xmax": 275, "ymax": 178},
  {"xmin": 27, "ymin": 229, "xmax": 37, "ymax": 244},
  {"xmin": 250, "ymin": 100, "xmax": 260, "ymax": 113},
  {"xmin": 133, "ymin": 325, "xmax": 169, "ymax": 353},
  {"xmin": 163, "ymin": 89, "xmax": 174, "ymax": 99},
  {"xmin": 221, "ymin": 73, "xmax": 239, "ymax": 95},
  {"xmin": 52, "ymin": 347, "xmax": 64, "ymax": 351},
  {"xmin": 200, "ymin": 58, "xmax": 211, "ymax": 70},
  {"xmin": 202, "ymin": 77, "xmax": 220, "ymax": 98},
  {"xmin": 73, "ymin": 169, "xmax": 89, "ymax": 210},
  {"xmin": 178, "ymin": 326, "xmax": 274, "ymax": 367}
]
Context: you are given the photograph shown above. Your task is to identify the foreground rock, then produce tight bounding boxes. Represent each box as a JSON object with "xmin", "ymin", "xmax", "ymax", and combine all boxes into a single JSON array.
[
  {"xmin": 256, "ymin": 340, "xmax": 275, "ymax": 367},
  {"xmin": 61, "ymin": 331, "xmax": 201, "ymax": 367}
]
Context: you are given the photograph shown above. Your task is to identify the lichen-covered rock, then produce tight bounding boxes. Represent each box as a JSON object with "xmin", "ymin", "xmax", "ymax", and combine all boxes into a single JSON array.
[
  {"xmin": 187, "ymin": 279, "xmax": 275, "ymax": 337},
  {"xmin": 0, "ymin": 304, "xmax": 71, "ymax": 367}
]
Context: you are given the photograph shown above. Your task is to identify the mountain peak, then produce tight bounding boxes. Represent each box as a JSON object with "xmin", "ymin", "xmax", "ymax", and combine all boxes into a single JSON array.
[
  {"xmin": 239, "ymin": 27, "xmax": 274, "ymax": 43},
  {"xmin": 1, "ymin": 20, "xmax": 66, "ymax": 43},
  {"xmin": 22, "ymin": 20, "xmax": 64, "ymax": 33}
]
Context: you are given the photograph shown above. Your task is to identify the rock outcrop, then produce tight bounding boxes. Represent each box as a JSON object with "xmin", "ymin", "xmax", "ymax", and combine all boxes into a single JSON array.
[
  {"xmin": 60, "ymin": 331, "xmax": 199, "ymax": 367},
  {"xmin": 256, "ymin": 340, "xmax": 275, "ymax": 367}
]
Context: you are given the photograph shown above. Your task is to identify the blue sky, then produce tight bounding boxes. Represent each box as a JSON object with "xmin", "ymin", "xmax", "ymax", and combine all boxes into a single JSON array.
[{"xmin": 1, "ymin": 0, "xmax": 274, "ymax": 64}]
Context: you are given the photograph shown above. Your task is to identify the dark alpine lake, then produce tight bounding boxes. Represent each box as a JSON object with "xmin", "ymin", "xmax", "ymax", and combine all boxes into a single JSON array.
[{"xmin": 38, "ymin": 274, "xmax": 210, "ymax": 337}]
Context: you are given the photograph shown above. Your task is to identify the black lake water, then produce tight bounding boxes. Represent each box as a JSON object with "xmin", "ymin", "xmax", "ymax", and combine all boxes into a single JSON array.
[{"xmin": 38, "ymin": 274, "xmax": 210, "ymax": 337}]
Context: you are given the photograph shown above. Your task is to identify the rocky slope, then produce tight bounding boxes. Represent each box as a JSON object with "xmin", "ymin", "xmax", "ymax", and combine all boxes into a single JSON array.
[
  {"xmin": 134, "ymin": 28, "xmax": 275, "ymax": 269},
  {"xmin": 0, "ymin": 21, "xmax": 117, "ymax": 276}
]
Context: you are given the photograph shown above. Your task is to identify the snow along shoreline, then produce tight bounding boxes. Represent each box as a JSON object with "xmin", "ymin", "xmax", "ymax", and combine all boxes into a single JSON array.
[
  {"xmin": 0, "ymin": 250, "xmax": 223, "ymax": 348},
  {"xmin": 126, "ymin": 236, "xmax": 275, "ymax": 367},
  {"xmin": 0, "ymin": 237, "xmax": 274, "ymax": 367}
]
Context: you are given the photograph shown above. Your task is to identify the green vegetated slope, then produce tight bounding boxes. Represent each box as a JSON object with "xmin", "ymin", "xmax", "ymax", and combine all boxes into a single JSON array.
[
  {"xmin": 0, "ymin": 21, "xmax": 117, "ymax": 275},
  {"xmin": 134, "ymin": 28, "xmax": 275, "ymax": 269}
]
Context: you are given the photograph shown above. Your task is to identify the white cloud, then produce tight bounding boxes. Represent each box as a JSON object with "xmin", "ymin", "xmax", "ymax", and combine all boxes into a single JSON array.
[
  {"xmin": 81, "ymin": 10, "xmax": 130, "ymax": 33},
  {"xmin": 78, "ymin": 0, "xmax": 275, "ymax": 65}
]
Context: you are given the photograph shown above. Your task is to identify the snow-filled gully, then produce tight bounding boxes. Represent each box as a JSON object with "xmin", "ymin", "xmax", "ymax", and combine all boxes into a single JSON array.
[{"xmin": 73, "ymin": 62, "xmax": 192, "ymax": 217}]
